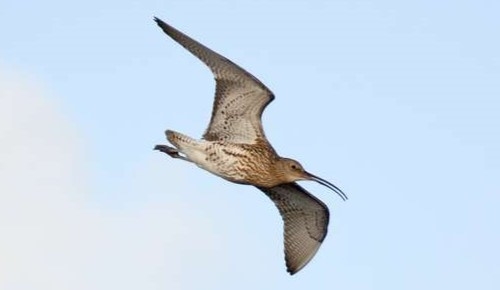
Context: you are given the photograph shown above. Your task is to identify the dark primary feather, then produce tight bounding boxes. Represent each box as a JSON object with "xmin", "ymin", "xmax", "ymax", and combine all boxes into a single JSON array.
[
  {"xmin": 257, "ymin": 183, "xmax": 329, "ymax": 275},
  {"xmin": 154, "ymin": 17, "xmax": 275, "ymax": 145}
]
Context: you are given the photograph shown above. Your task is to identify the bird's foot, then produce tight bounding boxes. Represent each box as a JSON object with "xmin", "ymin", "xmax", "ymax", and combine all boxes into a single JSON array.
[
  {"xmin": 154, "ymin": 144, "xmax": 190, "ymax": 162},
  {"xmin": 154, "ymin": 144, "xmax": 180, "ymax": 157}
]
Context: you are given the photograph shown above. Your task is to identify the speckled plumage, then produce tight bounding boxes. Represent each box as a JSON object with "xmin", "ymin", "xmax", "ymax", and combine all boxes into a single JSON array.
[{"xmin": 153, "ymin": 17, "xmax": 347, "ymax": 275}]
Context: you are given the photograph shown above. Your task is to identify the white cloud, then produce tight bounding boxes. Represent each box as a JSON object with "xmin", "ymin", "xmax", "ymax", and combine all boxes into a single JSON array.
[{"xmin": 0, "ymin": 68, "xmax": 227, "ymax": 290}]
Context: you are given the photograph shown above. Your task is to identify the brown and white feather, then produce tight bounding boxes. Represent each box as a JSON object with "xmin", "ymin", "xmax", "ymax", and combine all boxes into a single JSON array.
[
  {"xmin": 154, "ymin": 18, "xmax": 275, "ymax": 145},
  {"xmin": 257, "ymin": 183, "xmax": 330, "ymax": 275}
]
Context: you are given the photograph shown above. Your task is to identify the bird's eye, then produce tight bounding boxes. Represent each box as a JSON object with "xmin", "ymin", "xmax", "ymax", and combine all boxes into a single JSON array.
[{"xmin": 291, "ymin": 164, "xmax": 298, "ymax": 170}]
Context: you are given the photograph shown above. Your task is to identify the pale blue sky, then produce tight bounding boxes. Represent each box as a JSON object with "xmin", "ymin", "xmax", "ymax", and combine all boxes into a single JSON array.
[{"xmin": 1, "ymin": 0, "xmax": 499, "ymax": 289}]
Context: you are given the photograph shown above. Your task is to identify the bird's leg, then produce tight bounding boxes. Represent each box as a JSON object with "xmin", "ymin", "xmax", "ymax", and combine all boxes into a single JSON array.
[{"xmin": 154, "ymin": 144, "xmax": 191, "ymax": 162}]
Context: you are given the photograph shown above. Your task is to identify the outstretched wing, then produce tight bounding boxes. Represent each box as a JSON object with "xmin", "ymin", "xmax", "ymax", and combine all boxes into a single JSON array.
[
  {"xmin": 257, "ymin": 182, "xmax": 330, "ymax": 275},
  {"xmin": 154, "ymin": 17, "xmax": 275, "ymax": 145}
]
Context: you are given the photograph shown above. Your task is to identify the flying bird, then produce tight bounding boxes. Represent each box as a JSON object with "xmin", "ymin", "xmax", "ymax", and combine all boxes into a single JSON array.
[{"xmin": 153, "ymin": 17, "xmax": 347, "ymax": 275}]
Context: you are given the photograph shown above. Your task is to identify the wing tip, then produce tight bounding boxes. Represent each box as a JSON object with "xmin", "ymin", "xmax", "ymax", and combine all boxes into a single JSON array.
[
  {"xmin": 285, "ymin": 260, "xmax": 304, "ymax": 276},
  {"xmin": 286, "ymin": 263, "xmax": 299, "ymax": 275},
  {"xmin": 284, "ymin": 235, "xmax": 324, "ymax": 275},
  {"xmin": 153, "ymin": 16, "xmax": 161, "ymax": 23},
  {"xmin": 153, "ymin": 16, "xmax": 169, "ymax": 30}
]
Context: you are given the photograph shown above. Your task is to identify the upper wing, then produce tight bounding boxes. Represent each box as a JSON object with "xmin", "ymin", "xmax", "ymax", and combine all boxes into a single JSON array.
[
  {"xmin": 257, "ymin": 182, "xmax": 330, "ymax": 275},
  {"xmin": 154, "ymin": 17, "xmax": 275, "ymax": 144}
]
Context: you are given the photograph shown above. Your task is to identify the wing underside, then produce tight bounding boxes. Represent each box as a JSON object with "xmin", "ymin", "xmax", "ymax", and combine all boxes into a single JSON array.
[
  {"xmin": 257, "ymin": 182, "xmax": 330, "ymax": 275},
  {"xmin": 154, "ymin": 17, "xmax": 275, "ymax": 144}
]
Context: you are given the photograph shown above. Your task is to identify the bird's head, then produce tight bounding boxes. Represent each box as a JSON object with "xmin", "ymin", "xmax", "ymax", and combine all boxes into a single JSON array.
[{"xmin": 278, "ymin": 157, "xmax": 348, "ymax": 201}]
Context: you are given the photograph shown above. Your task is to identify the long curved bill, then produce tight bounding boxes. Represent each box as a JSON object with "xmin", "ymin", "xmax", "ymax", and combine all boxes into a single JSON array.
[{"xmin": 306, "ymin": 172, "xmax": 348, "ymax": 201}]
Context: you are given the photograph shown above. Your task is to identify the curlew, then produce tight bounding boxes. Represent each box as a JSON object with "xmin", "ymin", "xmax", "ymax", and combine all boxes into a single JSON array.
[{"xmin": 153, "ymin": 17, "xmax": 347, "ymax": 275}]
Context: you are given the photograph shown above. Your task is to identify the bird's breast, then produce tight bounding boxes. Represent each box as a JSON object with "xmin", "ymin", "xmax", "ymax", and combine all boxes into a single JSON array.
[{"xmin": 200, "ymin": 143, "xmax": 281, "ymax": 187}]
